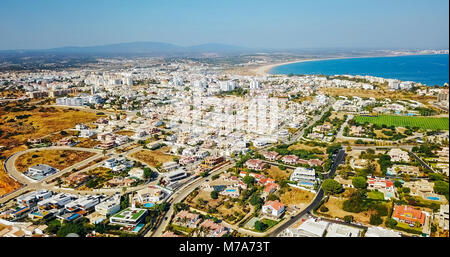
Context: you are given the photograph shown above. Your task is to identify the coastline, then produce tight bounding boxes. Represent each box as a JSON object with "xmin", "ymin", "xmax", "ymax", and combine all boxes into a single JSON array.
[{"xmin": 253, "ymin": 53, "xmax": 449, "ymax": 76}]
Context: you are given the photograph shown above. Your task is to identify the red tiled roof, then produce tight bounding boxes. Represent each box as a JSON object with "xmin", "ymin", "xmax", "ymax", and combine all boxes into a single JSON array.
[
  {"xmin": 264, "ymin": 200, "xmax": 284, "ymax": 211},
  {"xmin": 392, "ymin": 205, "xmax": 426, "ymax": 225}
]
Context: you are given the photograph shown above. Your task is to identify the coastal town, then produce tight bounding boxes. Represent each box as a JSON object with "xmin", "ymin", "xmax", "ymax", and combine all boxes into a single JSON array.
[{"xmin": 0, "ymin": 55, "xmax": 448, "ymax": 238}]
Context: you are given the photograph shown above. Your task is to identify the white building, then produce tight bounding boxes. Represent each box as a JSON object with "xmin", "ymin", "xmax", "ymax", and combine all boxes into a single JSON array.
[
  {"xmin": 27, "ymin": 164, "xmax": 58, "ymax": 178},
  {"xmin": 262, "ymin": 200, "xmax": 285, "ymax": 217},
  {"xmin": 290, "ymin": 167, "xmax": 316, "ymax": 183},
  {"xmin": 365, "ymin": 227, "xmax": 401, "ymax": 237},
  {"xmin": 435, "ymin": 204, "xmax": 449, "ymax": 231},
  {"xmin": 134, "ymin": 185, "xmax": 166, "ymax": 204},
  {"xmin": 128, "ymin": 168, "xmax": 144, "ymax": 180},
  {"xmin": 281, "ymin": 219, "xmax": 329, "ymax": 237},
  {"xmin": 388, "ymin": 148, "xmax": 410, "ymax": 163},
  {"xmin": 95, "ymin": 195, "xmax": 121, "ymax": 216},
  {"xmin": 325, "ymin": 223, "xmax": 361, "ymax": 237}
]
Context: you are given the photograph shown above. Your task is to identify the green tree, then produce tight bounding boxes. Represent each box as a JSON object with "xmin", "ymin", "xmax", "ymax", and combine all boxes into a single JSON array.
[
  {"xmin": 56, "ymin": 221, "xmax": 86, "ymax": 237},
  {"xmin": 243, "ymin": 175, "xmax": 255, "ymax": 186},
  {"xmin": 352, "ymin": 176, "xmax": 367, "ymax": 189},
  {"xmin": 249, "ymin": 194, "xmax": 263, "ymax": 206},
  {"xmin": 402, "ymin": 187, "xmax": 411, "ymax": 194},
  {"xmin": 369, "ymin": 215, "xmax": 383, "ymax": 226},
  {"xmin": 322, "ymin": 179, "xmax": 343, "ymax": 195},
  {"xmin": 320, "ymin": 206, "xmax": 329, "ymax": 212},
  {"xmin": 344, "ymin": 215, "xmax": 354, "ymax": 223},
  {"xmin": 254, "ymin": 220, "xmax": 268, "ymax": 232},
  {"xmin": 210, "ymin": 191, "xmax": 219, "ymax": 199},
  {"xmin": 85, "ymin": 179, "xmax": 98, "ymax": 188},
  {"xmin": 433, "ymin": 180, "xmax": 449, "ymax": 200},
  {"xmin": 267, "ymin": 194, "xmax": 280, "ymax": 201},
  {"xmin": 143, "ymin": 167, "xmax": 153, "ymax": 179},
  {"xmin": 385, "ymin": 218, "xmax": 398, "ymax": 229}
]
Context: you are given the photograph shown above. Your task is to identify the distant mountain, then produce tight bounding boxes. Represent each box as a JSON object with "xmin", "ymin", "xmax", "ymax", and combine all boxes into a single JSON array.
[
  {"xmin": 0, "ymin": 41, "xmax": 256, "ymax": 56},
  {"xmin": 45, "ymin": 41, "xmax": 185, "ymax": 54},
  {"xmin": 187, "ymin": 43, "xmax": 252, "ymax": 53}
]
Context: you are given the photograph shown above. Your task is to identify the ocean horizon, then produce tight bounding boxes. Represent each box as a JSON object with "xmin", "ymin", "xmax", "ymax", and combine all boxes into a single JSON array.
[{"xmin": 269, "ymin": 54, "xmax": 449, "ymax": 86}]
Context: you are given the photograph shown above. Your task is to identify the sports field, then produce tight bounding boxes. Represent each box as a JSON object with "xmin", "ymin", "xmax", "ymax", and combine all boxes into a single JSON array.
[{"xmin": 354, "ymin": 115, "xmax": 449, "ymax": 130}]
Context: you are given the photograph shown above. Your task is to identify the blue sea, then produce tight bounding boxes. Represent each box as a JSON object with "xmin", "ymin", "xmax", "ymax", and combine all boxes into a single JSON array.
[{"xmin": 270, "ymin": 54, "xmax": 449, "ymax": 86}]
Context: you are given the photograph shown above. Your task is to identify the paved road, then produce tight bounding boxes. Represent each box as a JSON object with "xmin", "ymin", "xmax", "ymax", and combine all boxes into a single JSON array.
[
  {"xmin": 285, "ymin": 98, "xmax": 335, "ymax": 145},
  {"xmin": 410, "ymin": 151, "xmax": 436, "ymax": 173},
  {"xmin": 268, "ymin": 148, "xmax": 345, "ymax": 237},
  {"xmin": 1, "ymin": 135, "xmax": 157, "ymax": 204},
  {"xmin": 148, "ymin": 162, "xmax": 235, "ymax": 237},
  {"xmin": 350, "ymin": 145, "xmax": 415, "ymax": 151}
]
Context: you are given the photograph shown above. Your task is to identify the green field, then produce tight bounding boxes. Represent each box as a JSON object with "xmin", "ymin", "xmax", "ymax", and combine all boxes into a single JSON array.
[
  {"xmin": 367, "ymin": 191, "xmax": 385, "ymax": 200},
  {"xmin": 354, "ymin": 115, "xmax": 449, "ymax": 130}
]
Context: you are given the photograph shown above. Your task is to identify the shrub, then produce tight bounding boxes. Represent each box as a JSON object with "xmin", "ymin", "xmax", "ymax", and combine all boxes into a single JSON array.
[
  {"xmin": 320, "ymin": 206, "xmax": 329, "ymax": 212},
  {"xmin": 369, "ymin": 215, "xmax": 383, "ymax": 226},
  {"xmin": 254, "ymin": 221, "xmax": 268, "ymax": 232},
  {"xmin": 344, "ymin": 215, "xmax": 354, "ymax": 223},
  {"xmin": 210, "ymin": 191, "xmax": 219, "ymax": 199},
  {"xmin": 385, "ymin": 218, "xmax": 398, "ymax": 229}
]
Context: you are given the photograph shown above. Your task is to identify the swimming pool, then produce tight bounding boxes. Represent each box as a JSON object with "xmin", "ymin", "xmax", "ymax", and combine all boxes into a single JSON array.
[
  {"xmin": 427, "ymin": 196, "xmax": 440, "ymax": 201},
  {"xmin": 300, "ymin": 181, "xmax": 314, "ymax": 186},
  {"xmin": 143, "ymin": 203, "xmax": 155, "ymax": 208},
  {"xmin": 132, "ymin": 223, "xmax": 145, "ymax": 233},
  {"xmin": 226, "ymin": 189, "xmax": 237, "ymax": 192}
]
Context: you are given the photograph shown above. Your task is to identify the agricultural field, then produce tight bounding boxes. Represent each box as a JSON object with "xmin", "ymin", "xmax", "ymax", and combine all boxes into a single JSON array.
[
  {"xmin": 355, "ymin": 115, "xmax": 449, "ymax": 130},
  {"xmin": 15, "ymin": 149, "xmax": 96, "ymax": 172}
]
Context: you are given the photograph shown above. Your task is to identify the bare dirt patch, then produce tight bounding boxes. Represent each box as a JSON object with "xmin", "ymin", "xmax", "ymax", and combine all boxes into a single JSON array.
[
  {"xmin": 15, "ymin": 149, "xmax": 95, "ymax": 172},
  {"xmin": 129, "ymin": 147, "xmax": 174, "ymax": 168},
  {"xmin": 280, "ymin": 187, "xmax": 315, "ymax": 207}
]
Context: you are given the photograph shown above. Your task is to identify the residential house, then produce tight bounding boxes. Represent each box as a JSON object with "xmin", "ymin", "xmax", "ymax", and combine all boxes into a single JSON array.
[
  {"xmin": 281, "ymin": 155, "xmax": 299, "ymax": 165},
  {"xmin": 198, "ymin": 219, "xmax": 228, "ymax": 237},
  {"xmin": 435, "ymin": 204, "xmax": 449, "ymax": 231},
  {"xmin": 244, "ymin": 159, "xmax": 266, "ymax": 171},
  {"xmin": 262, "ymin": 151, "xmax": 280, "ymax": 161},
  {"xmin": 262, "ymin": 200, "xmax": 285, "ymax": 218},
  {"xmin": 388, "ymin": 148, "xmax": 410, "ymax": 162},
  {"xmin": 173, "ymin": 210, "xmax": 201, "ymax": 229},
  {"xmin": 392, "ymin": 205, "xmax": 426, "ymax": 225},
  {"xmin": 367, "ymin": 177, "xmax": 395, "ymax": 199}
]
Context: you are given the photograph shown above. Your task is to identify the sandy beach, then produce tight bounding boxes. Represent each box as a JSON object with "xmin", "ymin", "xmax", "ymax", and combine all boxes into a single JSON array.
[{"xmin": 251, "ymin": 53, "xmax": 439, "ymax": 76}]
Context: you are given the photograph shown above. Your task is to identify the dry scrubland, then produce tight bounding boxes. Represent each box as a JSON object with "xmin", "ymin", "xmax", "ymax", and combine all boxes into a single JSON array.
[
  {"xmin": 319, "ymin": 87, "xmax": 435, "ymax": 101},
  {"xmin": 265, "ymin": 165, "xmax": 292, "ymax": 181},
  {"xmin": 129, "ymin": 147, "xmax": 174, "ymax": 168},
  {"xmin": 15, "ymin": 149, "xmax": 95, "ymax": 172},
  {"xmin": 318, "ymin": 196, "xmax": 372, "ymax": 224},
  {"xmin": 0, "ymin": 103, "xmax": 101, "ymax": 195},
  {"xmin": 280, "ymin": 187, "xmax": 315, "ymax": 207}
]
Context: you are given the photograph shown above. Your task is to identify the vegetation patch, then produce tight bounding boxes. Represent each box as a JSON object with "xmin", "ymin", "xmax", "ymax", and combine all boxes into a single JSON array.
[{"xmin": 354, "ymin": 115, "xmax": 449, "ymax": 130}]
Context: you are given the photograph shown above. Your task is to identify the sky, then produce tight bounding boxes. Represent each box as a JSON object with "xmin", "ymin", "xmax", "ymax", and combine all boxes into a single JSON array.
[{"xmin": 0, "ymin": 0, "xmax": 448, "ymax": 50}]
